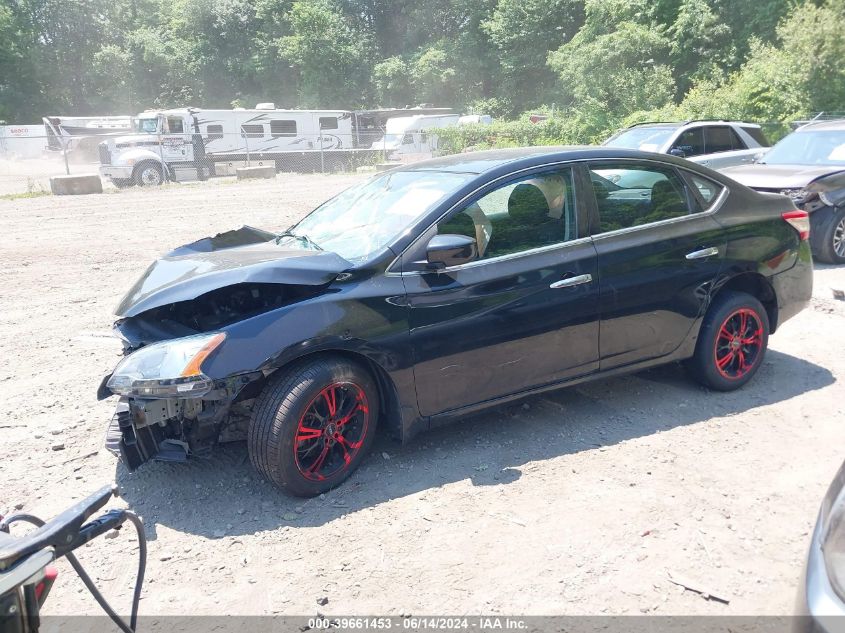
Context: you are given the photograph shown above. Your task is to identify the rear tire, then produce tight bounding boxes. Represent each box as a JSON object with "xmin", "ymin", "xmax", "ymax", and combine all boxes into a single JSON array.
[
  {"xmin": 813, "ymin": 206, "xmax": 845, "ymax": 264},
  {"xmin": 248, "ymin": 356, "xmax": 379, "ymax": 497},
  {"xmin": 688, "ymin": 291, "xmax": 769, "ymax": 391}
]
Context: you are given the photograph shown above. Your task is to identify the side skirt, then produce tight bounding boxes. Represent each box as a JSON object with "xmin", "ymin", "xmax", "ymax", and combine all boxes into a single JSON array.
[{"xmin": 423, "ymin": 320, "xmax": 703, "ymax": 433}]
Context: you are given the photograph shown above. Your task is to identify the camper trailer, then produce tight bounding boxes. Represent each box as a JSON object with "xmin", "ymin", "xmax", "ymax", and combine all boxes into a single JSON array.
[
  {"xmin": 370, "ymin": 113, "xmax": 491, "ymax": 157},
  {"xmin": 98, "ymin": 106, "xmax": 383, "ymax": 186},
  {"xmin": 351, "ymin": 107, "xmax": 454, "ymax": 148}
]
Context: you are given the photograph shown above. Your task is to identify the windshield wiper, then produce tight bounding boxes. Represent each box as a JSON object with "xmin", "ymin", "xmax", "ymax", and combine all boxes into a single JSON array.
[{"xmin": 276, "ymin": 231, "xmax": 323, "ymax": 251}]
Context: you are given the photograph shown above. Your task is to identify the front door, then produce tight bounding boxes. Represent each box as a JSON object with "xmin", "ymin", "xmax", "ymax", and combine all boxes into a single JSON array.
[
  {"xmin": 403, "ymin": 166, "xmax": 601, "ymax": 417},
  {"xmin": 160, "ymin": 115, "xmax": 192, "ymax": 162},
  {"xmin": 585, "ymin": 160, "xmax": 727, "ymax": 369}
]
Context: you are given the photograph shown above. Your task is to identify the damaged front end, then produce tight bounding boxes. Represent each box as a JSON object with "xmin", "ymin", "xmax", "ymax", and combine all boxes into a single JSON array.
[
  {"xmin": 100, "ymin": 328, "xmax": 264, "ymax": 469},
  {"xmin": 99, "ymin": 226, "xmax": 352, "ymax": 470}
]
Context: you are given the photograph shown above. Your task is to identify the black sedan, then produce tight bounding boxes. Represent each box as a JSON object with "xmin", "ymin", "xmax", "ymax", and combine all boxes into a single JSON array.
[{"xmin": 100, "ymin": 147, "xmax": 813, "ymax": 496}]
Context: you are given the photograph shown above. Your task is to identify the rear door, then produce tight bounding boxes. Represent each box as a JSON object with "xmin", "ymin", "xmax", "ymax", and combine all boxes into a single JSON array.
[
  {"xmin": 585, "ymin": 160, "xmax": 727, "ymax": 369},
  {"xmin": 402, "ymin": 165, "xmax": 600, "ymax": 416}
]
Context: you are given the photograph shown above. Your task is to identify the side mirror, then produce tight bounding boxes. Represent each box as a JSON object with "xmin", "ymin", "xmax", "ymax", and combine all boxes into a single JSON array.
[
  {"xmin": 752, "ymin": 150, "xmax": 767, "ymax": 163},
  {"xmin": 668, "ymin": 148, "xmax": 686, "ymax": 158},
  {"xmin": 426, "ymin": 234, "xmax": 478, "ymax": 269}
]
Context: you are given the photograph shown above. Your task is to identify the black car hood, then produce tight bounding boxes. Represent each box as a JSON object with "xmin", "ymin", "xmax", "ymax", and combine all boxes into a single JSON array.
[
  {"xmin": 721, "ymin": 163, "xmax": 845, "ymax": 189},
  {"xmin": 115, "ymin": 226, "xmax": 352, "ymax": 317}
]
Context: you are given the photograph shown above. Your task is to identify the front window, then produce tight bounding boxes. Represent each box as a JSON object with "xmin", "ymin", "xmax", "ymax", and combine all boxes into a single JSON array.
[
  {"xmin": 763, "ymin": 130, "xmax": 845, "ymax": 166},
  {"xmin": 604, "ymin": 126, "xmax": 678, "ymax": 152},
  {"xmin": 437, "ymin": 168, "xmax": 577, "ymax": 260},
  {"xmin": 136, "ymin": 117, "xmax": 159, "ymax": 134},
  {"xmin": 286, "ymin": 171, "xmax": 472, "ymax": 262}
]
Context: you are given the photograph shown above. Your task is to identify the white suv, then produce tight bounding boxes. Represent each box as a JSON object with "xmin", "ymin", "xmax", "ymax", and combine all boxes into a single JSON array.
[{"xmin": 604, "ymin": 120, "xmax": 770, "ymax": 169}]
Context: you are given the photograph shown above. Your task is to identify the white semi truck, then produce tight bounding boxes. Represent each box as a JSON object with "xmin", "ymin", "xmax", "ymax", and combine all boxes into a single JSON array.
[{"xmin": 98, "ymin": 106, "xmax": 384, "ymax": 186}]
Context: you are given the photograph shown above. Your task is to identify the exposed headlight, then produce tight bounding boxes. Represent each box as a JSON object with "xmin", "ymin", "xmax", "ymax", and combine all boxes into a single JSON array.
[
  {"xmin": 821, "ymin": 463, "xmax": 845, "ymax": 600},
  {"xmin": 106, "ymin": 332, "xmax": 225, "ymax": 399}
]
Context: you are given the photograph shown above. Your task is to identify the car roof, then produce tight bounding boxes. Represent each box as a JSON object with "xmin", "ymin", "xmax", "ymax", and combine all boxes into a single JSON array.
[
  {"xmin": 797, "ymin": 119, "xmax": 845, "ymax": 132},
  {"xmin": 398, "ymin": 146, "xmax": 687, "ymax": 175},
  {"xmin": 628, "ymin": 120, "xmax": 760, "ymax": 129}
]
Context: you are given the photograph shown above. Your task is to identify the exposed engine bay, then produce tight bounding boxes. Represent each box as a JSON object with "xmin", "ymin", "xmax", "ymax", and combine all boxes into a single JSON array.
[{"xmin": 115, "ymin": 282, "xmax": 322, "ymax": 348}]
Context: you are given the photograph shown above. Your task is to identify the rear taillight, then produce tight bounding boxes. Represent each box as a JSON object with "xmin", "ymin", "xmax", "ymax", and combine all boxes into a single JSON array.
[{"xmin": 782, "ymin": 210, "xmax": 810, "ymax": 240}]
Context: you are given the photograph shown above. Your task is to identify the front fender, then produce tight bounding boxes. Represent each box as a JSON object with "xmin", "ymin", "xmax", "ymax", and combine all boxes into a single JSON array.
[
  {"xmin": 199, "ymin": 278, "xmax": 421, "ymax": 438},
  {"xmin": 115, "ymin": 147, "xmax": 162, "ymax": 167},
  {"xmin": 806, "ymin": 171, "xmax": 845, "ymax": 208}
]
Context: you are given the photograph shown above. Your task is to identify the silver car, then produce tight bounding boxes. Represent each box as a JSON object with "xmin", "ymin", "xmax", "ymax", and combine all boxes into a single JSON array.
[
  {"xmin": 795, "ymin": 459, "xmax": 845, "ymax": 632},
  {"xmin": 722, "ymin": 120, "xmax": 845, "ymax": 264},
  {"xmin": 604, "ymin": 120, "xmax": 770, "ymax": 169}
]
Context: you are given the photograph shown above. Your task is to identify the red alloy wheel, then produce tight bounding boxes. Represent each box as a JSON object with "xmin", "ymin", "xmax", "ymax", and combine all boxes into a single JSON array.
[
  {"xmin": 713, "ymin": 308, "xmax": 764, "ymax": 380},
  {"xmin": 293, "ymin": 382, "xmax": 370, "ymax": 481}
]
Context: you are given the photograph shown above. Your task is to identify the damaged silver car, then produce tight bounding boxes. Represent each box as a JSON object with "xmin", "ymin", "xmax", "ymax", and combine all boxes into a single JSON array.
[{"xmin": 722, "ymin": 119, "xmax": 845, "ymax": 264}]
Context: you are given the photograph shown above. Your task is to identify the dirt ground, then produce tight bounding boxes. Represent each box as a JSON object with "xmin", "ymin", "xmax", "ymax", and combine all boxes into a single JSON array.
[{"xmin": 1, "ymin": 173, "xmax": 843, "ymax": 618}]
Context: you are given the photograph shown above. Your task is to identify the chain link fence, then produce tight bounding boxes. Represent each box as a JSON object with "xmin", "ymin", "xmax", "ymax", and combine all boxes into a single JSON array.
[
  {"xmin": 0, "ymin": 127, "xmax": 438, "ymax": 195},
  {"xmin": 0, "ymin": 116, "xmax": 818, "ymax": 197}
]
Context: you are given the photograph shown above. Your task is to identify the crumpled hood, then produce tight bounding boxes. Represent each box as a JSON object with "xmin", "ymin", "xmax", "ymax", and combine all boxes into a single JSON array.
[
  {"xmin": 115, "ymin": 226, "xmax": 352, "ymax": 318},
  {"xmin": 721, "ymin": 163, "xmax": 845, "ymax": 189}
]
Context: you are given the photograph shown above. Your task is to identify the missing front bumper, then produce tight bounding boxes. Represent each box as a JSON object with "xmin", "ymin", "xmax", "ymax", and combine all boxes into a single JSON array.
[{"xmin": 105, "ymin": 400, "xmax": 188, "ymax": 471}]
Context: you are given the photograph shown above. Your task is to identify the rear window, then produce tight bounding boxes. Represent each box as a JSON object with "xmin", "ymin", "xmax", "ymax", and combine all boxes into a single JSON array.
[{"xmin": 741, "ymin": 126, "xmax": 770, "ymax": 147}]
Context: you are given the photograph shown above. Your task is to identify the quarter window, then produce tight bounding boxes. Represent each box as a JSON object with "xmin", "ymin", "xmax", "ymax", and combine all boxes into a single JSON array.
[
  {"xmin": 437, "ymin": 169, "xmax": 577, "ymax": 260},
  {"xmin": 270, "ymin": 120, "xmax": 297, "ymax": 137},
  {"xmin": 741, "ymin": 126, "xmax": 770, "ymax": 147},
  {"xmin": 588, "ymin": 162, "xmax": 692, "ymax": 234},
  {"xmin": 687, "ymin": 174, "xmax": 725, "ymax": 207}
]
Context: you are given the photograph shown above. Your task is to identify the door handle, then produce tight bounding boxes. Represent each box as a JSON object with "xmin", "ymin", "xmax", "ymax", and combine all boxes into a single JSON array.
[
  {"xmin": 550, "ymin": 273, "xmax": 592, "ymax": 289},
  {"xmin": 685, "ymin": 246, "xmax": 719, "ymax": 260}
]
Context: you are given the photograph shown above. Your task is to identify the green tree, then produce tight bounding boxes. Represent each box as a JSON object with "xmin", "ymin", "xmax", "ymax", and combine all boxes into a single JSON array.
[
  {"xmin": 482, "ymin": 0, "xmax": 585, "ymax": 114},
  {"xmin": 373, "ymin": 56, "xmax": 414, "ymax": 106},
  {"xmin": 278, "ymin": 0, "xmax": 373, "ymax": 107},
  {"xmin": 548, "ymin": 2, "xmax": 675, "ymax": 136}
]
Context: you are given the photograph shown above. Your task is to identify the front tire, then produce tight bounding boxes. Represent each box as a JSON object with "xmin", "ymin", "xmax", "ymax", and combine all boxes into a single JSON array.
[
  {"xmin": 688, "ymin": 291, "xmax": 770, "ymax": 391},
  {"xmin": 134, "ymin": 162, "xmax": 164, "ymax": 187},
  {"xmin": 248, "ymin": 357, "xmax": 379, "ymax": 497}
]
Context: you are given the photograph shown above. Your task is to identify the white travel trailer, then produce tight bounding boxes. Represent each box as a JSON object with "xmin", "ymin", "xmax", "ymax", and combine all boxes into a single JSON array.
[
  {"xmin": 98, "ymin": 106, "xmax": 381, "ymax": 186},
  {"xmin": 370, "ymin": 113, "xmax": 491, "ymax": 156}
]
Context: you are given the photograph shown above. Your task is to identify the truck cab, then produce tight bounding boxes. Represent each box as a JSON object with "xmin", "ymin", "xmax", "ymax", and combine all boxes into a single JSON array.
[{"xmin": 99, "ymin": 110, "xmax": 200, "ymax": 186}]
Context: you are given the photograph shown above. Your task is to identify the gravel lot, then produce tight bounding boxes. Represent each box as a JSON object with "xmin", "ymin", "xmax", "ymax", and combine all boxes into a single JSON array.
[{"xmin": 1, "ymin": 173, "xmax": 843, "ymax": 617}]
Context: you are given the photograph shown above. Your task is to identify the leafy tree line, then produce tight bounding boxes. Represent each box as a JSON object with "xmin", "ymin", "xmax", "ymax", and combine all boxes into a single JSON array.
[{"xmin": 1, "ymin": 0, "xmax": 843, "ymax": 145}]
